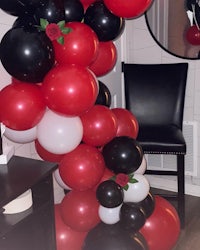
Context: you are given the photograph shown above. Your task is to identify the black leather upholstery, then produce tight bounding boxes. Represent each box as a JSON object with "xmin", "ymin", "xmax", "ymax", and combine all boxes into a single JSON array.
[
  {"xmin": 138, "ymin": 125, "xmax": 186, "ymax": 153},
  {"xmin": 122, "ymin": 62, "xmax": 188, "ymax": 227}
]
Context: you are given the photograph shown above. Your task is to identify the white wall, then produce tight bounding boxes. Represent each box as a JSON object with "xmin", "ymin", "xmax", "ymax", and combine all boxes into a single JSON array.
[{"xmin": 123, "ymin": 16, "xmax": 200, "ymax": 195}]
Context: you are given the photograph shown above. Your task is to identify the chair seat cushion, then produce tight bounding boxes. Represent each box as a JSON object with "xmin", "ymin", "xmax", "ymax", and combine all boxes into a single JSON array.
[{"xmin": 137, "ymin": 125, "xmax": 186, "ymax": 154}]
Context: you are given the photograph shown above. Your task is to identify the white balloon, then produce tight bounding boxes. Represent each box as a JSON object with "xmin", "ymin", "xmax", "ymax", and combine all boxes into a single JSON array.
[
  {"xmin": 53, "ymin": 169, "xmax": 72, "ymax": 190},
  {"xmin": 124, "ymin": 174, "xmax": 150, "ymax": 203},
  {"xmin": 4, "ymin": 126, "xmax": 37, "ymax": 143},
  {"xmin": 98, "ymin": 204, "xmax": 122, "ymax": 224},
  {"xmin": 134, "ymin": 155, "xmax": 147, "ymax": 174},
  {"xmin": 37, "ymin": 110, "xmax": 83, "ymax": 154}
]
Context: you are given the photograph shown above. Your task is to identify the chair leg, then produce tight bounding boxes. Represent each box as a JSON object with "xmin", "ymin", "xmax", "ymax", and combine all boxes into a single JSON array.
[{"xmin": 177, "ymin": 154, "xmax": 185, "ymax": 228}]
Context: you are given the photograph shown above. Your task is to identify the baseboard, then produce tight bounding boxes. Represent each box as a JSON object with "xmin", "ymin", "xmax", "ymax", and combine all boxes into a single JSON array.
[{"xmin": 146, "ymin": 175, "xmax": 200, "ymax": 197}]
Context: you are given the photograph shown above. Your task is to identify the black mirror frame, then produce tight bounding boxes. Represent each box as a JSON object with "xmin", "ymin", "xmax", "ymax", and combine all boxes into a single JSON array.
[{"xmin": 144, "ymin": 10, "xmax": 200, "ymax": 60}]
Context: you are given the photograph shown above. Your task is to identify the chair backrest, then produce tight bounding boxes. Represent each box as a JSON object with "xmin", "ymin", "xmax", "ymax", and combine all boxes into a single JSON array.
[{"xmin": 122, "ymin": 62, "xmax": 188, "ymax": 129}]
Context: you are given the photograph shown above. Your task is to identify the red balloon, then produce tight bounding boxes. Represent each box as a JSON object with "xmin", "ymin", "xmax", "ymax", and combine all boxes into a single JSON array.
[
  {"xmin": 35, "ymin": 139, "xmax": 65, "ymax": 163},
  {"xmin": 0, "ymin": 83, "xmax": 46, "ymax": 130},
  {"xmin": 54, "ymin": 204, "xmax": 87, "ymax": 250},
  {"xmin": 60, "ymin": 189, "xmax": 100, "ymax": 232},
  {"xmin": 99, "ymin": 167, "xmax": 114, "ymax": 182},
  {"xmin": 80, "ymin": 0, "xmax": 96, "ymax": 10},
  {"xmin": 104, "ymin": 0, "xmax": 152, "ymax": 18},
  {"xmin": 59, "ymin": 143, "xmax": 105, "ymax": 191},
  {"xmin": 89, "ymin": 41, "xmax": 117, "ymax": 77},
  {"xmin": 112, "ymin": 108, "xmax": 139, "ymax": 139},
  {"xmin": 41, "ymin": 64, "xmax": 98, "ymax": 116},
  {"xmin": 186, "ymin": 25, "xmax": 200, "ymax": 45},
  {"xmin": 140, "ymin": 196, "xmax": 180, "ymax": 250},
  {"xmin": 94, "ymin": 167, "xmax": 114, "ymax": 191},
  {"xmin": 81, "ymin": 105, "xmax": 118, "ymax": 147},
  {"xmin": 53, "ymin": 22, "xmax": 99, "ymax": 67}
]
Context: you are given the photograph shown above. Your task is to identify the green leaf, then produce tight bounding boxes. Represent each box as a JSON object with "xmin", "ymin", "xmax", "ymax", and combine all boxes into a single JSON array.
[
  {"xmin": 40, "ymin": 18, "xmax": 49, "ymax": 30},
  {"xmin": 129, "ymin": 173, "xmax": 134, "ymax": 179},
  {"xmin": 57, "ymin": 20, "xmax": 65, "ymax": 29},
  {"xmin": 57, "ymin": 36, "xmax": 64, "ymax": 45},
  {"xmin": 123, "ymin": 184, "xmax": 129, "ymax": 191},
  {"xmin": 129, "ymin": 178, "xmax": 138, "ymax": 184},
  {"xmin": 110, "ymin": 176, "xmax": 116, "ymax": 181},
  {"xmin": 61, "ymin": 27, "xmax": 72, "ymax": 35}
]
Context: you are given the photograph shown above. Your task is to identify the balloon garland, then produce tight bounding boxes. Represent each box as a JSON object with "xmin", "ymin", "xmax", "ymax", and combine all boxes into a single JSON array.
[{"xmin": 0, "ymin": 1, "xmax": 181, "ymax": 249}]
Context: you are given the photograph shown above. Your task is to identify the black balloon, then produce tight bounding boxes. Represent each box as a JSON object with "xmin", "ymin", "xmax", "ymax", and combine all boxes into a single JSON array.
[
  {"xmin": 120, "ymin": 202, "xmax": 146, "ymax": 232},
  {"xmin": 83, "ymin": 222, "xmax": 148, "ymax": 250},
  {"xmin": 63, "ymin": 0, "xmax": 84, "ymax": 22},
  {"xmin": 33, "ymin": 0, "xmax": 65, "ymax": 25},
  {"xmin": 136, "ymin": 192, "xmax": 155, "ymax": 218},
  {"xmin": 0, "ymin": 27, "xmax": 55, "ymax": 83},
  {"xmin": 96, "ymin": 180, "xmax": 124, "ymax": 208},
  {"xmin": 0, "ymin": 0, "xmax": 45, "ymax": 16},
  {"xmin": 95, "ymin": 81, "xmax": 112, "ymax": 107},
  {"xmin": 12, "ymin": 15, "xmax": 38, "ymax": 30},
  {"xmin": 84, "ymin": 1, "xmax": 124, "ymax": 41},
  {"xmin": 102, "ymin": 136, "xmax": 143, "ymax": 174},
  {"xmin": 131, "ymin": 232, "xmax": 149, "ymax": 250}
]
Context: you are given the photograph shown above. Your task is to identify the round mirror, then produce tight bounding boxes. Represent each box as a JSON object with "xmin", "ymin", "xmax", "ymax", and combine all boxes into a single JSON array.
[{"xmin": 145, "ymin": 0, "xmax": 200, "ymax": 59}]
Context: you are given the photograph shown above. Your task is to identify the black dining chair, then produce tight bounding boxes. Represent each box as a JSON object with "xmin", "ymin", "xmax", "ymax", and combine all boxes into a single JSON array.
[{"xmin": 122, "ymin": 62, "xmax": 188, "ymax": 228}]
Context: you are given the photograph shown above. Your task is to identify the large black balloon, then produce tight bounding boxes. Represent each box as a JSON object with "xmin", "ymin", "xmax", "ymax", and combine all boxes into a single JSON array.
[
  {"xmin": 132, "ymin": 232, "xmax": 149, "ymax": 250},
  {"xmin": 83, "ymin": 222, "xmax": 148, "ymax": 250},
  {"xmin": 96, "ymin": 180, "xmax": 124, "ymax": 208},
  {"xmin": 63, "ymin": 0, "xmax": 84, "ymax": 22},
  {"xmin": 135, "ymin": 192, "xmax": 155, "ymax": 218},
  {"xmin": 95, "ymin": 81, "xmax": 112, "ymax": 107},
  {"xmin": 12, "ymin": 15, "xmax": 38, "ymax": 30},
  {"xmin": 84, "ymin": 1, "xmax": 124, "ymax": 41},
  {"xmin": 33, "ymin": 0, "xmax": 65, "ymax": 25},
  {"xmin": 102, "ymin": 136, "xmax": 143, "ymax": 174},
  {"xmin": 120, "ymin": 202, "xmax": 146, "ymax": 232},
  {"xmin": 0, "ymin": 27, "xmax": 55, "ymax": 83},
  {"xmin": 0, "ymin": 0, "xmax": 45, "ymax": 16}
]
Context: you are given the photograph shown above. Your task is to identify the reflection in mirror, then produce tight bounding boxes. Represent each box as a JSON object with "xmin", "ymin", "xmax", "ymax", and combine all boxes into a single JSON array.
[{"xmin": 145, "ymin": 0, "xmax": 200, "ymax": 59}]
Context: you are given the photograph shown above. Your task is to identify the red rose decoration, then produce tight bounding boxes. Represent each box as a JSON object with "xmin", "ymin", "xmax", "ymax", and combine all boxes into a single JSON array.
[
  {"xmin": 37, "ymin": 19, "xmax": 71, "ymax": 45},
  {"xmin": 115, "ymin": 173, "xmax": 129, "ymax": 187},
  {"xmin": 46, "ymin": 23, "xmax": 62, "ymax": 41},
  {"xmin": 112, "ymin": 173, "xmax": 138, "ymax": 190}
]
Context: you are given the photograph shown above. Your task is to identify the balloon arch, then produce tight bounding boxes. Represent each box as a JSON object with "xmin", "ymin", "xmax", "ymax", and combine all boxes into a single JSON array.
[{"xmin": 0, "ymin": 1, "xmax": 180, "ymax": 249}]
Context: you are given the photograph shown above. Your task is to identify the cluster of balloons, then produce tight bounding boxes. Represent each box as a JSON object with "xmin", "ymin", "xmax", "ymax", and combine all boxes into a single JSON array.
[
  {"xmin": 185, "ymin": 0, "xmax": 200, "ymax": 45},
  {"xmin": 83, "ymin": 196, "xmax": 181, "ymax": 250},
  {"xmin": 0, "ymin": 0, "xmax": 181, "ymax": 249},
  {"xmin": 55, "ymin": 135, "xmax": 181, "ymax": 250}
]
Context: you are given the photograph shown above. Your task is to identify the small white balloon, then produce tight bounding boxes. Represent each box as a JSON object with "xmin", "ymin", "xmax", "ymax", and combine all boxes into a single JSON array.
[
  {"xmin": 98, "ymin": 204, "xmax": 122, "ymax": 224},
  {"xmin": 4, "ymin": 125, "xmax": 37, "ymax": 143},
  {"xmin": 37, "ymin": 109, "xmax": 83, "ymax": 154},
  {"xmin": 134, "ymin": 155, "xmax": 147, "ymax": 174},
  {"xmin": 53, "ymin": 169, "xmax": 72, "ymax": 190},
  {"xmin": 124, "ymin": 173, "xmax": 150, "ymax": 203}
]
